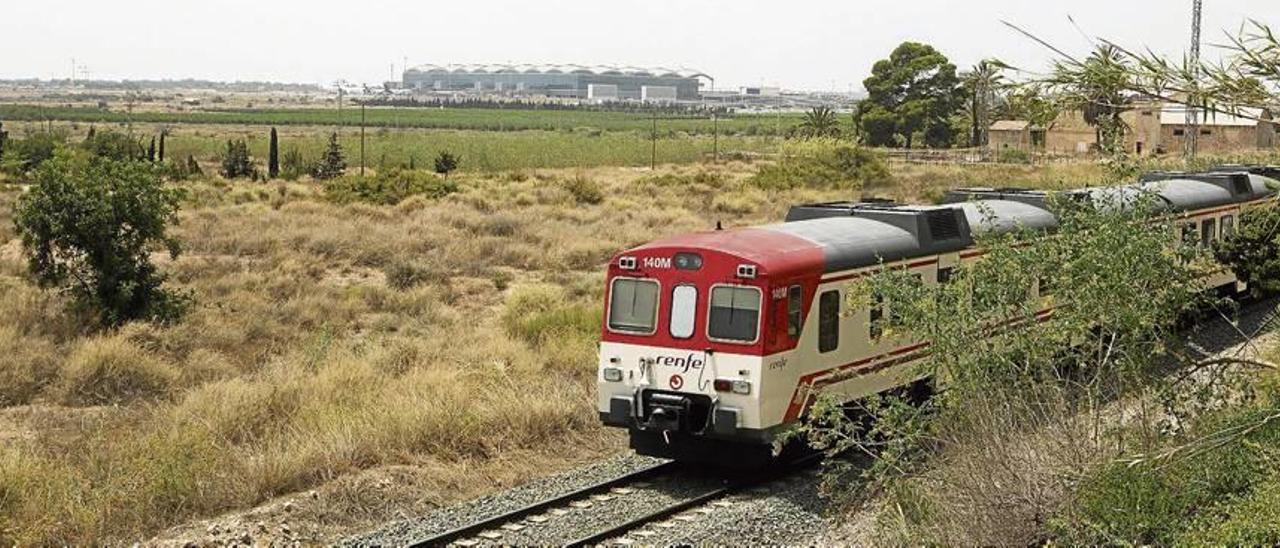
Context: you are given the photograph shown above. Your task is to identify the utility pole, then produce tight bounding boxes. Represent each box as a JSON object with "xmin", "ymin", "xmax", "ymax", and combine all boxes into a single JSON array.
[
  {"xmin": 360, "ymin": 102, "xmax": 366, "ymax": 177},
  {"xmin": 651, "ymin": 110, "xmax": 658, "ymax": 170},
  {"xmin": 1186, "ymin": 0, "xmax": 1203, "ymax": 159},
  {"xmin": 713, "ymin": 112, "xmax": 719, "ymax": 163}
]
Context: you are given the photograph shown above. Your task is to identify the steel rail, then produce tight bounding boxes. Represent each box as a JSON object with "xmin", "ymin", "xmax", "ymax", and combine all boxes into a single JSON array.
[
  {"xmin": 407, "ymin": 460, "xmax": 680, "ymax": 547},
  {"xmin": 563, "ymin": 452, "xmax": 825, "ymax": 547}
]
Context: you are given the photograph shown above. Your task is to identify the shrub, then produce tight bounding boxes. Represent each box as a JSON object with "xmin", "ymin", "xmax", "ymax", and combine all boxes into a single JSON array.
[
  {"xmin": 434, "ymin": 151, "xmax": 460, "ymax": 177},
  {"xmin": 53, "ymin": 335, "xmax": 179, "ymax": 405},
  {"xmin": 280, "ymin": 147, "xmax": 308, "ymax": 181},
  {"xmin": 323, "ymin": 168, "xmax": 458, "ymax": 206},
  {"xmin": 562, "ymin": 175, "xmax": 604, "ymax": 205},
  {"xmin": 1216, "ymin": 204, "xmax": 1280, "ymax": 297},
  {"xmin": 14, "ymin": 152, "xmax": 189, "ymax": 326},
  {"xmin": 0, "ymin": 131, "xmax": 65, "ymax": 175},
  {"xmin": 81, "ymin": 129, "xmax": 147, "ymax": 162},
  {"xmin": 500, "ymin": 285, "xmax": 599, "ymax": 347},
  {"xmin": 314, "ymin": 132, "xmax": 346, "ymax": 180},
  {"xmin": 748, "ymin": 139, "xmax": 890, "ymax": 190},
  {"xmin": 219, "ymin": 139, "xmax": 256, "ymax": 179}
]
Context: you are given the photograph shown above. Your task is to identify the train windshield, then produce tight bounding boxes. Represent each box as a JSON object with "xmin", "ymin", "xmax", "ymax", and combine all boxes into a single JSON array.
[
  {"xmin": 608, "ymin": 278, "xmax": 660, "ymax": 334},
  {"xmin": 708, "ymin": 286, "xmax": 761, "ymax": 343}
]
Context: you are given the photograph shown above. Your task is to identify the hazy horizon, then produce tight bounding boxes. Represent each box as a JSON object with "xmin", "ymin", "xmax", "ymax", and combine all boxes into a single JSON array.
[{"xmin": 2, "ymin": 0, "xmax": 1274, "ymax": 91}]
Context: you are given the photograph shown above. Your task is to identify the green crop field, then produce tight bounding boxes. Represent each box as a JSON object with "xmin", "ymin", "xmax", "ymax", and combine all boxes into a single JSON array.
[
  {"xmin": 164, "ymin": 128, "xmax": 779, "ymax": 171},
  {"xmin": 0, "ymin": 104, "xmax": 807, "ymax": 135}
]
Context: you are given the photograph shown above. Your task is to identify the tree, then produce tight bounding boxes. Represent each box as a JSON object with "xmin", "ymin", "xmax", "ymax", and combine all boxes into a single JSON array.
[
  {"xmin": 314, "ymin": 132, "xmax": 346, "ymax": 180},
  {"xmin": 0, "ymin": 121, "xmax": 7, "ymax": 162},
  {"xmin": 1044, "ymin": 44, "xmax": 1134, "ymax": 154},
  {"xmin": 963, "ymin": 59, "xmax": 1008, "ymax": 147},
  {"xmin": 859, "ymin": 42, "xmax": 964, "ymax": 148},
  {"xmin": 219, "ymin": 139, "xmax": 255, "ymax": 179},
  {"xmin": 433, "ymin": 151, "xmax": 459, "ymax": 177},
  {"xmin": 796, "ymin": 106, "xmax": 843, "ymax": 139},
  {"xmin": 158, "ymin": 130, "xmax": 166, "ymax": 163},
  {"xmin": 1001, "ymin": 84, "xmax": 1060, "ymax": 129},
  {"xmin": 147, "ymin": 136, "xmax": 156, "ymax": 163},
  {"xmin": 267, "ymin": 127, "xmax": 280, "ymax": 179},
  {"xmin": 14, "ymin": 152, "xmax": 188, "ymax": 326}
]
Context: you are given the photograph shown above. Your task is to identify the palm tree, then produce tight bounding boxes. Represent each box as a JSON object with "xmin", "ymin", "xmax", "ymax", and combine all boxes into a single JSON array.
[
  {"xmin": 797, "ymin": 106, "xmax": 842, "ymax": 139},
  {"xmin": 1048, "ymin": 44, "xmax": 1133, "ymax": 154},
  {"xmin": 964, "ymin": 59, "xmax": 1008, "ymax": 147}
]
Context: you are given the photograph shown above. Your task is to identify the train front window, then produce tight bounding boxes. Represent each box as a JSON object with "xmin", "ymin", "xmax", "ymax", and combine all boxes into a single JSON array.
[
  {"xmin": 708, "ymin": 286, "xmax": 761, "ymax": 343},
  {"xmin": 669, "ymin": 285, "xmax": 697, "ymax": 339},
  {"xmin": 608, "ymin": 278, "xmax": 660, "ymax": 335}
]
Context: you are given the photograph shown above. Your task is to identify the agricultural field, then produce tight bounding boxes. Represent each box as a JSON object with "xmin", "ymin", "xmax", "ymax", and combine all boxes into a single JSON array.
[
  {"xmin": 0, "ymin": 154, "xmax": 1107, "ymax": 544},
  {"xmin": 0, "ymin": 104, "xmax": 806, "ymax": 135},
  {"xmin": 3, "ymin": 120, "xmax": 782, "ymax": 172}
]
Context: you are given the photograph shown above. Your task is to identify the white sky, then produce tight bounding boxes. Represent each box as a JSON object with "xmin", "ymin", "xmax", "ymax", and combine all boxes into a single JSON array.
[{"xmin": 1, "ymin": 0, "xmax": 1274, "ymax": 90}]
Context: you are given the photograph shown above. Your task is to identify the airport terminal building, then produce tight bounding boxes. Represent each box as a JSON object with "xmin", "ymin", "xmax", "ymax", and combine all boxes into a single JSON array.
[{"xmin": 402, "ymin": 64, "xmax": 710, "ymax": 100}]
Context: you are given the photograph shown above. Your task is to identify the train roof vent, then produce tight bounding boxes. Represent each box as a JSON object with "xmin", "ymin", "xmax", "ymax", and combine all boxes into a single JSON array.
[{"xmin": 926, "ymin": 209, "xmax": 963, "ymax": 241}]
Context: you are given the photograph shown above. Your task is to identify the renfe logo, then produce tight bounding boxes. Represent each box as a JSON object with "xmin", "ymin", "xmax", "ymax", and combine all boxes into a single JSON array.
[
  {"xmin": 643, "ymin": 257, "xmax": 673, "ymax": 269},
  {"xmin": 655, "ymin": 353, "xmax": 705, "ymax": 374}
]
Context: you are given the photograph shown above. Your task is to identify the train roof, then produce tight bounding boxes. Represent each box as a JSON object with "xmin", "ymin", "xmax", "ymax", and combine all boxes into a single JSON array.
[{"xmin": 620, "ymin": 168, "xmax": 1278, "ymax": 277}]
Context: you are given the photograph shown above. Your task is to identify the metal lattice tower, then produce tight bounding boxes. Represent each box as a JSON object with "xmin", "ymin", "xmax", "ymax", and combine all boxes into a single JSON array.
[{"xmin": 1186, "ymin": 0, "xmax": 1203, "ymax": 158}]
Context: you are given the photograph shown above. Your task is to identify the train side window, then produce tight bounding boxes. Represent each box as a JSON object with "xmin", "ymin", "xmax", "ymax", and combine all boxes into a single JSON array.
[
  {"xmin": 1201, "ymin": 218, "xmax": 1217, "ymax": 247},
  {"xmin": 818, "ymin": 290, "xmax": 840, "ymax": 353},
  {"xmin": 669, "ymin": 285, "xmax": 697, "ymax": 339},
  {"xmin": 1222, "ymin": 215, "xmax": 1236, "ymax": 237},
  {"xmin": 787, "ymin": 286, "xmax": 804, "ymax": 338},
  {"xmin": 869, "ymin": 292, "xmax": 885, "ymax": 341},
  {"xmin": 1181, "ymin": 222, "xmax": 1199, "ymax": 247}
]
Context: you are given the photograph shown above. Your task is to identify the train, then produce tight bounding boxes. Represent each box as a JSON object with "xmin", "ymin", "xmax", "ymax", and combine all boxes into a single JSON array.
[{"xmin": 595, "ymin": 166, "xmax": 1280, "ymax": 468}]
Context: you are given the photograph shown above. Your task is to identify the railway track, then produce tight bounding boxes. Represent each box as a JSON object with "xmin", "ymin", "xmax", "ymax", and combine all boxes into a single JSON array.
[
  {"xmin": 407, "ymin": 460, "xmax": 680, "ymax": 547},
  {"xmin": 407, "ymin": 454, "xmax": 822, "ymax": 547}
]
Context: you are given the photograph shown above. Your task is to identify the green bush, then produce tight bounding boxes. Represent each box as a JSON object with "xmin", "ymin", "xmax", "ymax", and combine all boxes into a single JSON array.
[
  {"xmin": 324, "ymin": 168, "xmax": 458, "ymax": 206},
  {"xmin": 748, "ymin": 139, "xmax": 891, "ymax": 190},
  {"xmin": 14, "ymin": 151, "xmax": 189, "ymax": 326},
  {"xmin": 1054, "ymin": 398, "xmax": 1280, "ymax": 545},
  {"xmin": 82, "ymin": 130, "xmax": 147, "ymax": 162},
  {"xmin": 1, "ymin": 131, "xmax": 66, "ymax": 175},
  {"xmin": 1216, "ymin": 204, "xmax": 1280, "ymax": 297},
  {"xmin": 561, "ymin": 175, "xmax": 604, "ymax": 205}
]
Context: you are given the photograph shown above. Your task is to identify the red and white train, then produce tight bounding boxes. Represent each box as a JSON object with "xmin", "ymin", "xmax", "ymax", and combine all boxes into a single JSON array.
[{"xmin": 596, "ymin": 167, "xmax": 1279, "ymax": 467}]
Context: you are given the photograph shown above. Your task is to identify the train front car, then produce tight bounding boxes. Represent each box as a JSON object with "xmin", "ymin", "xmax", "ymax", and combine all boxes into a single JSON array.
[
  {"xmin": 596, "ymin": 228, "xmax": 824, "ymax": 467},
  {"xmin": 596, "ymin": 204, "xmax": 977, "ymax": 468}
]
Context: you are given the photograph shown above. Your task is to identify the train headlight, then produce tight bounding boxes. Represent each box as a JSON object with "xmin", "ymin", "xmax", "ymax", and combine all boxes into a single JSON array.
[
  {"xmin": 713, "ymin": 379, "xmax": 752, "ymax": 395},
  {"xmin": 603, "ymin": 367, "xmax": 624, "ymax": 382}
]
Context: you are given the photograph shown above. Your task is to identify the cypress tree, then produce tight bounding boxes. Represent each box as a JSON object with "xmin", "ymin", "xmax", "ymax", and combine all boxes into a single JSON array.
[
  {"xmin": 0, "ymin": 121, "xmax": 7, "ymax": 161},
  {"xmin": 158, "ymin": 131, "xmax": 166, "ymax": 163},
  {"xmin": 268, "ymin": 127, "xmax": 280, "ymax": 179},
  {"xmin": 147, "ymin": 137, "xmax": 157, "ymax": 162}
]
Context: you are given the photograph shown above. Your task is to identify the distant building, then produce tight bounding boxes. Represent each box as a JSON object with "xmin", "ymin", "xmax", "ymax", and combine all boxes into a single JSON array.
[
  {"xmin": 641, "ymin": 85, "xmax": 678, "ymax": 103},
  {"xmin": 1039, "ymin": 103, "xmax": 1276, "ymax": 156},
  {"xmin": 988, "ymin": 120, "xmax": 1042, "ymax": 152},
  {"xmin": 403, "ymin": 64, "xmax": 711, "ymax": 100}
]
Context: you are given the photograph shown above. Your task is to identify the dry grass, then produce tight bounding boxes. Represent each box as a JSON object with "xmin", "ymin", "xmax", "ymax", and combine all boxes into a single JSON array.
[{"xmin": 0, "ymin": 159, "xmax": 1111, "ymax": 544}]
